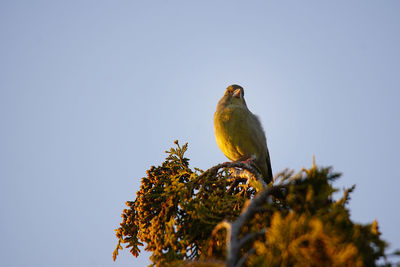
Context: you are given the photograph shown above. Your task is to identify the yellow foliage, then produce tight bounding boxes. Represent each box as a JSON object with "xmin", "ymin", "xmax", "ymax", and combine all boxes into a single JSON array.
[{"xmin": 251, "ymin": 212, "xmax": 363, "ymax": 267}]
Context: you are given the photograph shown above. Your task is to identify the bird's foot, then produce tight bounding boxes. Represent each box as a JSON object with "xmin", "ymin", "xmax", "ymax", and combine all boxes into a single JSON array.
[{"xmin": 242, "ymin": 156, "xmax": 256, "ymax": 166}]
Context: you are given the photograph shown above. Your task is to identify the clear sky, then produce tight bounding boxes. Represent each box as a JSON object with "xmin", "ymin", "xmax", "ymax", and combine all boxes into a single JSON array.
[{"xmin": 1, "ymin": 1, "xmax": 399, "ymax": 266}]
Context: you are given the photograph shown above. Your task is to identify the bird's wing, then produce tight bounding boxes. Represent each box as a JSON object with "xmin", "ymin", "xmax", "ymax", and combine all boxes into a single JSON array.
[
  {"xmin": 236, "ymin": 111, "xmax": 273, "ymax": 181},
  {"xmin": 265, "ymin": 147, "xmax": 273, "ymax": 180},
  {"xmin": 251, "ymin": 113, "xmax": 273, "ymax": 179},
  {"xmin": 232, "ymin": 109, "xmax": 267, "ymax": 159}
]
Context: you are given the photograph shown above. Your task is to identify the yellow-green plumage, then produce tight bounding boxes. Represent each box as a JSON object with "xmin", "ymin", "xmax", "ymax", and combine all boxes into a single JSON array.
[{"xmin": 214, "ymin": 85, "xmax": 273, "ymax": 183}]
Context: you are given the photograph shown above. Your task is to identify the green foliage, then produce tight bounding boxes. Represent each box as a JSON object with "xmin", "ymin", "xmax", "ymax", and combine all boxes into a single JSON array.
[
  {"xmin": 114, "ymin": 140, "xmax": 255, "ymax": 264},
  {"xmin": 114, "ymin": 141, "xmax": 394, "ymax": 266}
]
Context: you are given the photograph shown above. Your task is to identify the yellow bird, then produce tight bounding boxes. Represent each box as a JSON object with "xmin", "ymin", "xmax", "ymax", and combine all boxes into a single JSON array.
[{"xmin": 214, "ymin": 84, "xmax": 273, "ymax": 184}]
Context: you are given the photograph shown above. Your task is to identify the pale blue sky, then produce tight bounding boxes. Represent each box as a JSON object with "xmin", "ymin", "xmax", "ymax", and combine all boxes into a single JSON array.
[{"xmin": 1, "ymin": 1, "xmax": 399, "ymax": 266}]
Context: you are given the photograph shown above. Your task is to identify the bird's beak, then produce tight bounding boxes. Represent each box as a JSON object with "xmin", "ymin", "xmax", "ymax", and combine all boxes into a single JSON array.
[{"xmin": 233, "ymin": 88, "xmax": 242, "ymax": 98}]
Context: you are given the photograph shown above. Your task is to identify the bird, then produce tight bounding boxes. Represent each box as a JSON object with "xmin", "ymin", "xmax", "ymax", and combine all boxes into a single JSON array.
[{"xmin": 213, "ymin": 84, "xmax": 273, "ymax": 184}]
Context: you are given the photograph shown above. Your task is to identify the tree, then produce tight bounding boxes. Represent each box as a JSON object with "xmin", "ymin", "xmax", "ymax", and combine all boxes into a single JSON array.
[{"xmin": 113, "ymin": 141, "xmax": 397, "ymax": 266}]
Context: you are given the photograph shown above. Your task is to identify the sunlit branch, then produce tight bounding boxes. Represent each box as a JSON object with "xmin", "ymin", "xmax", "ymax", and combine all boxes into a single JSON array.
[{"xmin": 198, "ymin": 161, "xmax": 267, "ymax": 187}]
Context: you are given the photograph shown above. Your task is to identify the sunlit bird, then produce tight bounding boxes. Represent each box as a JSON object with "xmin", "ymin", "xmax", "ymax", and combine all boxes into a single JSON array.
[{"xmin": 214, "ymin": 84, "xmax": 273, "ymax": 184}]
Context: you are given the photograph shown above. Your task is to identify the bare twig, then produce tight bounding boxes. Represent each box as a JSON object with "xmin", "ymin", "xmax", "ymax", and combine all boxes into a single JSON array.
[
  {"xmin": 235, "ymin": 247, "xmax": 257, "ymax": 267},
  {"xmin": 238, "ymin": 229, "xmax": 266, "ymax": 248},
  {"xmin": 226, "ymin": 184, "xmax": 288, "ymax": 267}
]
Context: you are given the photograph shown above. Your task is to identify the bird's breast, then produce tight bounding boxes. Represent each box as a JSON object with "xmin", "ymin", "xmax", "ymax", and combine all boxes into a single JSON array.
[
  {"xmin": 214, "ymin": 106, "xmax": 247, "ymax": 161},
  {"xmin": 216, "ymin": 107, "xmax": 233, "ymax": 122}
]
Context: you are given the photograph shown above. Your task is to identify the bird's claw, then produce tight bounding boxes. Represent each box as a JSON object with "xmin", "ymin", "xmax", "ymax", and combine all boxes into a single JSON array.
[{"xmin": 242, "ymin": 156, "xmax": 256, "ymax": 166}]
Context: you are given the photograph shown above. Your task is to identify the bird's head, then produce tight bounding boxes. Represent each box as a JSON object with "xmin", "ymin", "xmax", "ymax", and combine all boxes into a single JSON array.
[
  {"xmin": 225, "ymin": 84, "xmax": 244, "ymax": 98},
  {"xmin": 217, "ymin": 84, "xmax": 247, "ymax": 108}
]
